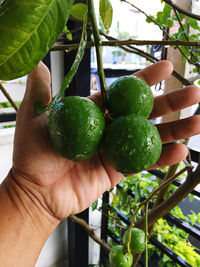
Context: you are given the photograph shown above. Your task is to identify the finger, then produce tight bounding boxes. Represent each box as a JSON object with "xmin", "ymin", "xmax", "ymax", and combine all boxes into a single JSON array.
[
  {"xmin": 150, "ymin": 85, "xmax": 200, "ymax": 119},
  {"xmin": 157, "ymin": 115, "xmax": 200, "ymax": 144},
  {"xmin": 134, "ymin": 60, "xmax": 173, "ymax": 86},
  {"xmin": 88, "ymin": 91, "xmax": 101, "ymax": 107},
  {"xmin": 89, "ymin": 61, "xmax": 173, "ymax": 106},
  {"xmin": 21, "ymin": 62, "xmax": 51, "ymax": 114},
  {"xmin": 149, "ymin": 143, "xmax": 188, "ymax": 169}
]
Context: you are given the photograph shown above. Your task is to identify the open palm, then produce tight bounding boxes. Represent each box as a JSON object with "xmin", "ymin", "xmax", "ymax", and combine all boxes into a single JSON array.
[{"xmin": 12, "ymin": 61, "xmax": 200, "ymax": 220}]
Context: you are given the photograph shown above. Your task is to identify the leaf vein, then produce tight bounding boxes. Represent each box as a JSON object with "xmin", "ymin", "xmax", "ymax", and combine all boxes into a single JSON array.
[
  {"xmin": 0, "ymin": 25, "xmax": 29, "ymax": 34},
  {"xmin": 0, "ymin": 0, "xmax": 57, "ymax": 67}
]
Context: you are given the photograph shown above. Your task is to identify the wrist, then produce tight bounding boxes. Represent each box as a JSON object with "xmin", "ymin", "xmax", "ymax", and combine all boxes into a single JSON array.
[
  {"xmin": 0, "ymin": 170, "xmax": 59, "ymax": 266},
  {"xmin": 4, "ymin": 169, "xmax": 60, "ymax": 232}
]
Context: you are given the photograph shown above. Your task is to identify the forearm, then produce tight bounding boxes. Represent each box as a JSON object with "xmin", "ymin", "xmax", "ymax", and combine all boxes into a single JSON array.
[{"xmin": 0, "ymin": 170, "xmax": 59, "ymax": 267}]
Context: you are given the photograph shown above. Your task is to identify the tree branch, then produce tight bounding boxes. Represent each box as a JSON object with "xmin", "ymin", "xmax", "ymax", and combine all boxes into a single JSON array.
[{"xmin": 51, "ymin": 39, "xmax": 200, "ymax": 52}]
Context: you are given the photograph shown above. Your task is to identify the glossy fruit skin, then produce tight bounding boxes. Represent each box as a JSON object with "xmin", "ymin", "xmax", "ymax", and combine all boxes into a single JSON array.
[
  {"xmin": 123, "ymin": 228, "xmax": 145, "ymax": 254},
  {"xmin": 48, "ymin": 96, "xmax": 105, "ymax": 161},
  {"xmin": 109, "ymin": 245, "xmax": 133, "ymax": 267},
  {"xmin": 106, "ymin": 76, "xmax": 154, "ymax": 117},
  {"xmin": 102, "ymin": 114, "xmax": 162, "ymax": 174}
]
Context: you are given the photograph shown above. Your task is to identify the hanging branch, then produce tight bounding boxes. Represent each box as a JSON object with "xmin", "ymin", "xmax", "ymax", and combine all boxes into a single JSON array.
[{"xmin": 163, "ymin": 0, "xmax": 200, "ymax": 21}]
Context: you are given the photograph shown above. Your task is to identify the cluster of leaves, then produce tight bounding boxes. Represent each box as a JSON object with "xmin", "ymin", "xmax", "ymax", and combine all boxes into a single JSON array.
[
  {"xmin": 97, "ymin": 170, "xmax": 200, "ymax": 267},
  {"xmin": 171, "ymin": 205, "xmax": 200, "ymax": 227},
  {"xmin": 153, "ymin": 218, "xmax": 200, "ymax": 267},
  {"xmin": 146, "ymin": 2, "xmax": 200, "ymax": 81}
]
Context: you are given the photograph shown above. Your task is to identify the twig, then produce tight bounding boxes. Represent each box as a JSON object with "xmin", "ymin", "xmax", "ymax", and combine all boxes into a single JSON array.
[
  {"xmin": 69, "ymin": 215, "xmax": 111, "ymax": 252},
  {"xmin": 0, "ymin": 83, "xmax": 18, "ymax": 112}
]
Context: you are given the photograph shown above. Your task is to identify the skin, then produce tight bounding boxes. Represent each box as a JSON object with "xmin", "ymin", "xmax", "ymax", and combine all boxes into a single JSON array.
[{"xmin": 0, "ymin": 60, "xmax": 200, "ymax": 266}]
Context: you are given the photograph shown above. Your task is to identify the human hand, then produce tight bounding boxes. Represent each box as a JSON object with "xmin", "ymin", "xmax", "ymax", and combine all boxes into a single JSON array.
[{"xmin": 10, "ymin": 60, "xmax": 200, "ymax": 221}]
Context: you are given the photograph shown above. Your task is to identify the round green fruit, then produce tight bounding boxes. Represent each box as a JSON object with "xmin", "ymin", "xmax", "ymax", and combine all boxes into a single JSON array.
[
  {"xmin": 123, "ymin": 228, "xmax": 145, "ymax": 254},
  {"xmin": 106, "ymin": 76, "xmax": 154, "ymax": 117},
  {"xmin": 109, "ymin": 245, "xmax": 133, "ymax": 267},
  {"xmin": 102, "ymin": 115, "xmax": 162, "ymax": 174},
  {"xmin": 48, "ymin": 96, "xmax": 105, "ymax": 161}
]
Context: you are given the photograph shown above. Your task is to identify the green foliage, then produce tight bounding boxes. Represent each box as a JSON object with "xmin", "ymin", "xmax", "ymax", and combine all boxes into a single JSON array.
[
  {"xmin": 145, "ymin": 2, "xmax": 200, "ymax": 74},
  {"xmin": 92, "ymin": 200, "xmax": 98, "ymax": 211},
  {"xmin": 0, "ymin": 0, "xmax": 74, "ymax": 81},
  {"xmin": 99, "ymin": 0, "xmax": 113, "ymax": 31},
  {"xmin": 70, "ymin": 3, "xmax": 88, "ymax": 21},
  {"xmin": 63, "ymin": 26, "xmax": 73, "ymax": 41},
  {"xmin": 0, "ymin": 101, "xmax": 21, "ymax": 108},
  {"xmin": 154, "ymin": 218, "xmax": 200, "ymax": 267},
  {"xmin": 187, "ymin": 18, "xmax": 200, "ymax": 31},
  {"xmin": 97, "ymin": 169, "xmax": 200, "ymax": 267},
  {"xmin": 156, "ymin": 4, "xmax": 173, "ymax": 27}
]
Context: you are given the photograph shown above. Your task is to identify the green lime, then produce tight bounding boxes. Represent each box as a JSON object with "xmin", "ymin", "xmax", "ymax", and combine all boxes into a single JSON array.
[
  {"xmin": 109, "ymin": 245, "xmax": 133, "ymax": 267},
  {"xmin": 123, "ymin": 228, "xmax": 145, "ymax": 254},
  {"xmin": 102, "ymin": 115, "xmax": 162, "ymax": 174},
  {"xmin": 106, "ymin": 76, "xmax": 154, "ymax": 117},
  {"xmin": 48, "ymin": 96, "xmax": 105, "ymax": 161}
]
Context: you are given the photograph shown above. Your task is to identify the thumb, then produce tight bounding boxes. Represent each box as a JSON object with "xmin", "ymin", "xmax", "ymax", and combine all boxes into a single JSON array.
[{"xmin": 21, "ymin": 61, "xmax": 51, "ymax": 114}]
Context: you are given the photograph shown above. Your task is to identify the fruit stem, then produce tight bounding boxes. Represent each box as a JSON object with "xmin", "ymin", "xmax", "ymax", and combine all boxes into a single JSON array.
[
  {"xmin": 145, "ymin": 203, "xmax": 149, "ymax": 267},
  {"xmin": 125, "ymin": 204, "xmax": 140, "ymax": 254},
  {"xmin": 88, "ymin": 0, "xmax": 107, "ymax": 108}
]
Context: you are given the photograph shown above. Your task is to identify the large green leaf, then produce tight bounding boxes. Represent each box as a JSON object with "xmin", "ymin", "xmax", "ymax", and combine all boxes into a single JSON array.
[
  {"xmin": 99, "ymin": 0, "xmax": 113, "ymax": 31},
  {"xmin": 0, "ymin": 0, "xmax": 74, "ymax": 80}
]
